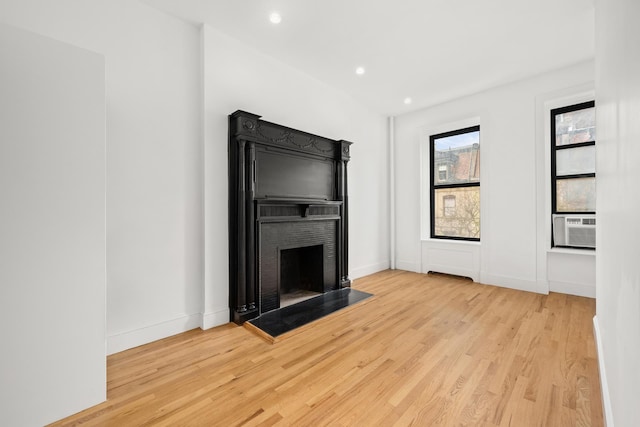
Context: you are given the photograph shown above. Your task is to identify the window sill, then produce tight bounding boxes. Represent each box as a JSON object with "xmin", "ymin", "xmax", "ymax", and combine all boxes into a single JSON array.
[
  {"xmin": 422, "ymin": 238, "xmax": 481, "ymax": 246},
  {"xmin": 548, "ymin": 247, "xmax": 595, "ymax": 256}
]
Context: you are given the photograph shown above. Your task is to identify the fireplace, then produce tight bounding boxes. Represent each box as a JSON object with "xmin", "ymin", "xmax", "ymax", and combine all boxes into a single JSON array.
[
  {"xmin": 260, "ymin": 212, "xmax": 337, "ymax": 313},
  {"xmin": 279, "ymin": 244, "xmax": 323, "ymax": 307},
  {"xmin": 228, "ymin": 111, "xmax": 352, "ymax": 324}
]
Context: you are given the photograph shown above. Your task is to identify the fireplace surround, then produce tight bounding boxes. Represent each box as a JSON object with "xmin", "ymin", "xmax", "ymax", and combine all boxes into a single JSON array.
[{"xmin": 228, "ymin": 111, "xmax": 352, "ymax": 324}]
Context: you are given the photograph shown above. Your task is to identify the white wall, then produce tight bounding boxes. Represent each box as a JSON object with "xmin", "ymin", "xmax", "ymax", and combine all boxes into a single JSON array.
[
  {"xmin": 394, "ymin": 61, "xmax": 595, "ymax": 295},
  {"xmin": 0, "ymin": 0, "xmax": 203, "ymax": 354},
  {"xmin": 0, "ymin": 1, "xmax": 389, "ymax": 358},
  {"xmin": 594, "ymin": 0, "xmax": 640, "ymax": 425},
  {"xmin": 0, "ymin": 23, "xmax": 105, "ymax": 426},
  {"xmin": 201, "ymin": 25, "xmax": 389, "ymax": 327}
]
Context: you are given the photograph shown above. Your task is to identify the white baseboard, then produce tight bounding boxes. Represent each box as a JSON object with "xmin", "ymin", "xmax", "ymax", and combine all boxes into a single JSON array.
[
  {"xmin": 395, "ymin": 260, "xmax": 420, "ymax": 273},
  {"xmin": 200, "ymin": 307, "xmax": 230, "ymax": 330},
  {"xmin": 480, "ymin": 272, "xmax": 548, "ymax": 295},
  {"xmin": 593, "ymin": 315, "xmax": 614, "ymax": 427},
  {"xmin": 107, "ymin": 313, "xmax": 201, "ymax": 355},
  {"xmin": 350, "ymin": 260, "xmax": 390, "ymax": 279},
  {"xmin": 549, "ymin": 280, "xmax": 596, "ymax": 298},
  {"xmin": 537, "ymin": 279, "xmax": 550, "ymax": 293}
]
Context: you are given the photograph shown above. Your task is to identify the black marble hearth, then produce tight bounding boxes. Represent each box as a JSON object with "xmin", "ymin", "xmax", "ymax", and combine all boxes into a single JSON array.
[{"xmin": 247, "ymin": 288, "xmax": 372, "ymax": 339}]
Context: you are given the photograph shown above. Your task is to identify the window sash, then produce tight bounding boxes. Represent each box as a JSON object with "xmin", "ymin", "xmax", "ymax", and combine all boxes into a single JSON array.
[
  {"xmin": 430, "ymin": 125, "xmax": 480, "ymax": 241},
  {"xmin": 551, "ymin": 101, "xmax": 595, "ymax": 215}
]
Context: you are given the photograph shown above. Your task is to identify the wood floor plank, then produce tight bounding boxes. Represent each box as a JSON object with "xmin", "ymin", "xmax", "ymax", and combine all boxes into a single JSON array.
[{"xmin": 48, "ymin": 270, "xmax": 603, "ymax": 426}]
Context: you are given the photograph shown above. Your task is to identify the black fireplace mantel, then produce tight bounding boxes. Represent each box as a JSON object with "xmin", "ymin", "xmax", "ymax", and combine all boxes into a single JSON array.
[{"xmin": 228, "ymin": 110, "xmax": 353, "ymax": 324}]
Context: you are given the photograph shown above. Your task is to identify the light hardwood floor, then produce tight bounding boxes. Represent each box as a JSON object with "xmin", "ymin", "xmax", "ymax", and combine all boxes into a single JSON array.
[{"xmin": 50, "ymin": 270, "xmax": 603, "ymax": 426}]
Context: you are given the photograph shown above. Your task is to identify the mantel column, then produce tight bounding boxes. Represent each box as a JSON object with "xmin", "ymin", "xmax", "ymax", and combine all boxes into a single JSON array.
[
  {"xmin": 246, "ymin": 141, "xmax": 256, "ymax": 311},
  {"xmin": 236, "ymin": 139, "xmax": 247, "ymax": 314},
  {"xmin": 339, "ymin": 140, "xmax": 353, "ymax": 288}
]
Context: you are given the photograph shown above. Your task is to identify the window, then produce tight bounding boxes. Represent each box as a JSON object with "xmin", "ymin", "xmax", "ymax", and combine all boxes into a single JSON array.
[
  {"xmin": 430, "ymin": 126, "xmax": 480, "ymax": 240},
  {"xmin": 438, "ymin": 165, "xmax": 448, "ymax": 181},
  {"xmin": 443, "ymin": 195, "xmax": 456, "ymax": 217},
  {"xmin": 551, "ymin": 101, "xmax": 596, "ymax": 248}
]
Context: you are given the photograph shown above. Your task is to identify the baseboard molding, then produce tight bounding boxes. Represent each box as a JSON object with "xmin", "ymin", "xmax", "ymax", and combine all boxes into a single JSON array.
[
  {"xmin": 350, "ymin": 260, "xmax": 390, "ymax": 279},
  {"xmin": 480, "ymin": 273, "xmax": 548, "ymax": 295},
  {"xmin": 537, "ymin": 279, "xmax": 550, "ymax": 292},
  {"xmin": 200, "ymin": 307, "xmax": 230, "ymax": 330},
  {"xmin": 593, "ymin": 316, "xmax": 614, "ymax": 427},
  {"xmin": 549, "ymin": 280, "xmax": 596, "ymax": 298},
  {"xmin": 395, "ymin": 260, "xmax": 420, "ymax": 273},
  {"xmin": 107, "ymin": 313, "xmax": 201, "ymax": 355}
]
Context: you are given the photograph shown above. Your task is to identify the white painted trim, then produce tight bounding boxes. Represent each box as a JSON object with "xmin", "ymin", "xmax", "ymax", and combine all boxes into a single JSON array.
[
  {"xmin": 421, "ymin": 238, "xmax": 481, "ymax": 247},
  {"xmin": 548, "ymin": 247, "xmax": 596, "ymax": 257},
  {"xmin": 395, "ymin": 260, "xmax": 421, "ymax": 273},
  {"xmin": 425, "ymin": 264, "xmax": 479, "ymax": 282},
  {"xmin": 480, "ymin": 273, "xmax": 548, "ymax": 294},
  {"xmin": 107, "ymin": 313, "xmax": 201, "ymax": 355},
  {"xmin": 421, "ymin": 239, "xmax": 481, "ymax": 283},
  {"xmin": 200, "ymin": 307, "xmax": 230, "ymax": 330},
  {"xmin": 389, "ymin": 116, "xmax": 396, "ymax": 270},
  {"xmin": 593, "ymin": 316, "xmax": 614, "ymax": 427},
  {"xmin": 419, "ymin": 116, "xmax": 483, "ymax": 144},
  {"xmin": 534, "ymin": 84, "xmax": 594, "ymax": 296},
  {"xmin": 549, "ymin": 280, "xmax": 595, "ymax": 298},
  {"xmin": 351, "ymin": 261, "xmax": 390, "ymax": 279},
  {"xmin": 537, "ymin": 279, "xmax": 550, "ymax": 293}
]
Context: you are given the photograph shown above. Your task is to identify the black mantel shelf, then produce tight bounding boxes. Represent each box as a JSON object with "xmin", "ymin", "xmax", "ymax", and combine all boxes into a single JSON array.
[{"xmin": 228, "ymin": 111, "xmax": 353, "ymax": 324}]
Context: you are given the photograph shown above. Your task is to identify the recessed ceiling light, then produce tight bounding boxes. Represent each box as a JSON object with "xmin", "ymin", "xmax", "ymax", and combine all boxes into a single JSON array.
[
  {"xmin": 269, "ymin": 12, "xmax": 282, "ymax": 24},
  {"xmin": 404, "ymin": 97, "xmax": 412, "ymax": 105},
  {"xmin": 355, "ymin": 67, "xmax": 365, "ymax": 75}
]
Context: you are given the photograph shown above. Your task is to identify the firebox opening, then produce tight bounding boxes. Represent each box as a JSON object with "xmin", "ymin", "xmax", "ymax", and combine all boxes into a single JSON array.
[{"xmin": 280, "ymin": 244, "xmax": 324, "ymax": 308}]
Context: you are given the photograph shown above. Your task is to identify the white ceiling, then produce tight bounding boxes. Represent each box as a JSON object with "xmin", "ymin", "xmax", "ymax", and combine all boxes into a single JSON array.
[{"xmin": 144, "ymin": 0, "xmax": 595, "ymax": 116}]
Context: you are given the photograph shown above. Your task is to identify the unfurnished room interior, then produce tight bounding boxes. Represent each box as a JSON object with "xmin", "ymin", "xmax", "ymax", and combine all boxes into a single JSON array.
[{"xmin": 0, "ymin": 0, "xmax": 638, "ymax": 426}]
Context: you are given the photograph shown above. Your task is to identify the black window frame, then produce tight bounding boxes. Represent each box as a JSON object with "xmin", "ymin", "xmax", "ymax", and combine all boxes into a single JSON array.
[
  {"xmin": 550, "ymin": 100, "xmax": 596, "ymax": 249},
  {"xmin": 430, "ymin": 125, "xmax": 480, "ymax": 242}
]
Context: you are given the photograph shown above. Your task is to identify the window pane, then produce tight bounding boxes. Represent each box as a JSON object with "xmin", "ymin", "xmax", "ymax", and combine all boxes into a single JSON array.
[
  {"xmin": 433, "ymin": 130, "xmax": 480, "ymax": 185},
  {"xmin": 556, "ymin": 178, "xmax": 596, "ymax": 212},
  {"xmin": 555, "ymin": 106, "xmax": 595, "ymax": 146},
  {"xmin": 434, "ymin": 187, "xmax": 480, "ymax": 238},
  {"xmin": 556, "ymin": 145, "xmax": 596, "ymax": 176}
]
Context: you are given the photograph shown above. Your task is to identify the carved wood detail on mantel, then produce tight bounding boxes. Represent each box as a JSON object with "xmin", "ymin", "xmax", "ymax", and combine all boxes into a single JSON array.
[{"xmin": 231, "ymin": 111, "xmax": 351, "ymax": 160}]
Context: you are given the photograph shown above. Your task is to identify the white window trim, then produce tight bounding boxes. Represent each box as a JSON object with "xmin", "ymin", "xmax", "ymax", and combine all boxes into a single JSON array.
[
  {"xmin": 544, "ymin": 92, "xmax": 595, "ymax": 250},
  {"xmin": 534, "ymin": 83, "xmax": 595, "ymax": 294}
]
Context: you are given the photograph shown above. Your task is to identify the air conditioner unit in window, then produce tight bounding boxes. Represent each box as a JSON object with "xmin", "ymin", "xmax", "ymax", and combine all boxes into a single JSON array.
[{"xmin": 552, "ymin": 214, "xmax": 596, "ymax": 248}]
